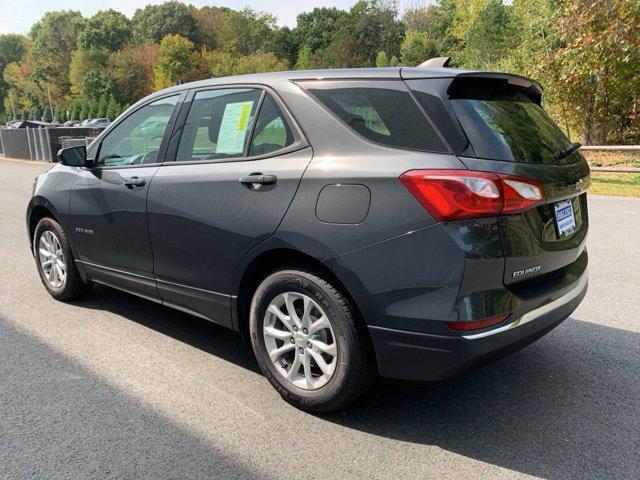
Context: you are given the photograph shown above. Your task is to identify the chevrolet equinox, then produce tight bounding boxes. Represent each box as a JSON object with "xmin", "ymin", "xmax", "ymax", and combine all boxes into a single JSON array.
[{"xmin": 27, "ymin": 67, "xmax": 590, "ymax": 412}]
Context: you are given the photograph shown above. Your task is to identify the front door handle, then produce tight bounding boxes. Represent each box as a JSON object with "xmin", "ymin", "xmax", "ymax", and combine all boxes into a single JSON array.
[
  {"xmin": 239, "ymin": 174, "xmax": 277, "ymax": 186},
  {"xmin": 123, "ymin": 177, "xmax": 146, "ymax": 187}
]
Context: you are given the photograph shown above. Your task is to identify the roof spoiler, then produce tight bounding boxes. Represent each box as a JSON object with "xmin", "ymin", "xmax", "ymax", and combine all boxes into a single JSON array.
[{"xmin": 418, "ymin": 57, "xmax": 451, "ymax": 68}]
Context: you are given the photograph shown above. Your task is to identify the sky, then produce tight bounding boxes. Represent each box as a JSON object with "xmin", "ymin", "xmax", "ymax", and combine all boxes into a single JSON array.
[{"xmin": 0, "ymin": 0, "xmax": 377, "ymax": 34}]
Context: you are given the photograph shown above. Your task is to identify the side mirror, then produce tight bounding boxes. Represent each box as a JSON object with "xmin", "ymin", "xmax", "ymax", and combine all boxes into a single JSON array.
[{"xmin": 57, "ymin": 146, "xmax": 88, "ymax": 167}]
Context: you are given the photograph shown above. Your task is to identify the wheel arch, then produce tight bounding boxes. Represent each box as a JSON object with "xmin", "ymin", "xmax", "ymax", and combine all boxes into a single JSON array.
[
  {"xmin": 233, "ymin": 248, "xmax": 376, "ymax": 368},
  {"xmin": 27, "ymin": 197, "xmax": 89, "ymax": 282}
]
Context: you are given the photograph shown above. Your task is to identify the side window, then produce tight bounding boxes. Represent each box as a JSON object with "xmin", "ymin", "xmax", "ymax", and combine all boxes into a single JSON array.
[
  {"xmin": 98, "ymin": 95, "xmax": 179, "ymax": 166},
  {"xmin": 248, "ymin": 94, "xmax": 294, "ymax": 157},
  {"xmin": 176, "ymin": 88, "xmax": 262, "ymax": 162},
  {"xmin": 304, "ymin": 80, "xmax": 449, "ymax": 153}
]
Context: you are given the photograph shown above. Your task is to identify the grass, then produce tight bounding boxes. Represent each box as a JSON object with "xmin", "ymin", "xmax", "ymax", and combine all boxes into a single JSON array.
[
  {"xmin": 589, "ymin": 172, "xmax": 640, "ymax": 197},
  {"xmin": 581, "ymin": 150, "xmax": 640, "ymax": 168}
]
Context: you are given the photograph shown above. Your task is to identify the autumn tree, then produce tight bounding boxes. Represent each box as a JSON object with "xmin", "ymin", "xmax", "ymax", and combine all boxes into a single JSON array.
[
  {"xmin": 191, "ymin": 6, "xmax": 228, "ymax": 50},
  {"xmin": 29, "ymin": 10, "xmax": 85, "ymax": 101},
  {"xmin": 550, "ymin": 0, "xmax": 640, "ymax": 144},
  {"xmin": 108, "ymin": 42, "xmax": 159, "ymax": 105}
]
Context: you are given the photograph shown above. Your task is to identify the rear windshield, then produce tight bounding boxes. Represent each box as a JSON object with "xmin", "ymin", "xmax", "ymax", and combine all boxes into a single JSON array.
[
  {"xmin": 304, "ymin": 81, "xmax": 448, "ymax": 153},
  {"xmin": 449, "ymin": 79, "xmax": 576, "ymax": 164}
]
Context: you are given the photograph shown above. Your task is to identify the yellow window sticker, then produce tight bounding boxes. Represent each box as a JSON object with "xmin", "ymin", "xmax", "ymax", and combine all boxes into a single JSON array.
[{"xmin": 217, "ymin": 101, "xmax": 254, "ymax": 154}]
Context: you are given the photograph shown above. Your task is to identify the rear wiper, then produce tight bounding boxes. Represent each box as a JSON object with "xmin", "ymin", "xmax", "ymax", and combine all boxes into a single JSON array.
[{"xmin": 556, "ymin": 142, "xmax": 581, "ymax": 160}]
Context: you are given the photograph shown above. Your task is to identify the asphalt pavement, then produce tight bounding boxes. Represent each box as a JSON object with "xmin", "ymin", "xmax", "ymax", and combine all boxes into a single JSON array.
[{"xmin": 1, "ymin": 158, "xmax": 639, "ymax": 480}]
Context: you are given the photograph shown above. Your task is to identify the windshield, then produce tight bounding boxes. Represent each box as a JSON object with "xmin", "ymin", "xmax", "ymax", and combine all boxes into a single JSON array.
[{"xmin": 450, "ymin": 82, "xmax": 578, "ymax": 164}]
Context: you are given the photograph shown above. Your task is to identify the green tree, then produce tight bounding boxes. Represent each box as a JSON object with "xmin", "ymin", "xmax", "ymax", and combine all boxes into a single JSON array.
[
  {"xmin": 0, "ymin": 34, "xmax": 29, "ymax": 113},
  {"xmin": 349, "ymin": 0, "xmax": 405, "ymax": 65},
  {"xmin": 77, "ymin": 9, "xmax": 132, "ymax": 51},
  {"xmin": 375, "ymin": 51, "xmax": 389, "ymax": 67},
  {"xmin": 41, "ymin": 105, "xmax": 52, "ymax": 122},
  {"xmin": 270, "ymin": 26, "xmax": 297, "ymax": 67},
  {"xmin": 29, "ymin": 106, "xmax": 41, "ymax": 121},
  {"xmin": 400, "ymin": 29, "xmax": 439, "ymax": 66},
  {"xmin": 218, "ymin": 7, "xmax": 277, "ymax": 56},
  {"xmin": 153, "ymin": 34, "xmax": 206, "ymax": 89},
  {"xmin": 106, "ymin": 96, "xmax": 120, "ymax": 121},
  {"xmin": 209, "ymin": 51, "xmax": 288, "ymax": 78},
  {"xmin": 69, "ymin": 48, "xmax": 110, "ymax": 95},
  {"xmin": 461, "ymin": 0, "xmax": 521, "ymax": 69},
  {"xmin": 402, "ymin": 1, "xmax": 459, "ymax": 58},
  {"xmin": 294, "ymin": 45, "xmax": 314, "ymax": 70},
  {"xmin": 131, "ymin": 1, "xmax": 199, "ymax": 44},
  {"xmin": 81, "ymin": 70, "xmax": 112, "ymax": 100},
  {"xmin": 29, "ymin": 10, "xmax": 85, "ymax": 102},
  {"xmin": 292, "ymin": 7, "xmax": 348, "ymax": 54}
]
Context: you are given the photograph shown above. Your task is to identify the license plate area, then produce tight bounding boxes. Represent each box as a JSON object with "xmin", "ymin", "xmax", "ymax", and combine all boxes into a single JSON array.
[{"xmin": 554, "ymin": 200, "xmax": 576, "ymax": 237}]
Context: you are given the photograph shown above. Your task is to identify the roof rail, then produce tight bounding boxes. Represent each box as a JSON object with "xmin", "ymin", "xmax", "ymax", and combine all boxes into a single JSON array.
[{"xmin": 418, "ymin": 57, "xmax": 451, "ymax": 68}]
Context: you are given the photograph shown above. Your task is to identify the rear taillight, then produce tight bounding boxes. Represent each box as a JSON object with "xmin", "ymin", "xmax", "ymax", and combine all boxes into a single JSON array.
[{"xmin": 400, "ymin": 169, "xmax": 545, "ymax": 222}]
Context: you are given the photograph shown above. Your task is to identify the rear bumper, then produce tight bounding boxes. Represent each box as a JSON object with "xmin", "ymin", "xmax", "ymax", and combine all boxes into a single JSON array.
[{"xmin": 368, "ymin": 271, "xmax": 587, "ymax": 381}]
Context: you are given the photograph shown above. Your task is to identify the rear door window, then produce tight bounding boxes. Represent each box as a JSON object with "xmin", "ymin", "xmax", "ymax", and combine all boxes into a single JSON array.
[
  {"xmin": 302, "ymin": 80, "xmax": 448, "ymax": 153},
  {"xmin": 176, "ymin": 88, "xmax": 262, "ymax": 162}
]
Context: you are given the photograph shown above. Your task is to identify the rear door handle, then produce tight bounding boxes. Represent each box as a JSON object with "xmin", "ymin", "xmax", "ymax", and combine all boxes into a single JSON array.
[
  {"xmin": 239, "ymin": 174, "xmax": 277, "ymax": 186},
  {"xmin": 123, "ymin": 177, "xmax": 146, "ymax": 187}
]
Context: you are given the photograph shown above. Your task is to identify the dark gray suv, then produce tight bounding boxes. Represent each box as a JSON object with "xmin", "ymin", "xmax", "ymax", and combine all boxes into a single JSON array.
[{"xmin": 27, "ymin": 67, "xmax": 590, "ymax": 411}]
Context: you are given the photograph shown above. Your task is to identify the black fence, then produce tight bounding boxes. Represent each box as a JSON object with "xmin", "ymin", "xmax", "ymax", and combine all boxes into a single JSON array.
[{"xmin": 0, "ymin": 127, "xmax": 104, "ymax": 162}]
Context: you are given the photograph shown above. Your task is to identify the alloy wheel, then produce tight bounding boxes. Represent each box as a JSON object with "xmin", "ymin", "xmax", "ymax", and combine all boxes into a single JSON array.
[
  {"xmin": 263, "ymin": 292, "xmax": 338, "ymax": 390},
  {"xmin": 38, "ymin": 230, "xmax": 66, "ymax": 288}
]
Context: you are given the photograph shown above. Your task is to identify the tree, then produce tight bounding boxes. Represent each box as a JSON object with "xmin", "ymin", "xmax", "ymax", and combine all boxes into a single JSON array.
[
  {"xmin": 375, "ymin": 51, "xmax": 389, "ymax": 67},
  {"xmin": 29, "ymin": 106, "xmax": 41, "ymax": 121},
  {"xmin": 191, "ymin": 5, "xmax": 227, "ymax": 49},
  {"xmin": 314, "ymin": 28, "xmax": 367, "ymax": 68},
  {"xmin": 108, "ymin": 42, "xmax": 159, "ymax": 105},
  {"xmin": 400, "ymin": 29, "xmax": 439, "ymax": 65},
  {"xmin": 106, "ymin": 95, "xmax": 120, "ymax": 121},
  {"xmin": 401, "ymin": 0, "xmax": 459, "ymax": 58},
  {"xmin": 0, "ymin": 34, "xmax": 29, "ymax": 113},
  {"xmin": 153, "ymin": 34, "xmax": 205, "ymax": 90},
  {"xmin": 294, "ymin": 45, "xmax": 314, "ymax": 70},
  {"xmin": 29, "ymin": 10, "xmax": 85, "ymax": 101},
  {"xmin": 53, "ymin": 106, "xmax": 63, "ymax": 123},
  {"xmin": 292, "ymin": 7, "xmax": 348, "ymax": 54},
  {"xmin": 461, "ymin": 0, "xmax": 521, "ymax": 69},
  {"xmin": 349, "ymin": 0, "xmax": 405, "ymax": 65},
  {"xmin": 270, "ymin": 27, "xmax": 297, "ymax": 67},
  {"xmin": 41, "ymin": 105, "xmax": 52, "ymax": 122},
  {"xmin": 69, "ymin": 48, "xmax": 110, "ymax": 95},
  {"xmin": 217, "ymin": 7, "xmax": 277, "ymax": 56},
  {"xmin": 550, "ymin": 0, "xmax": 640, "ymax": 144},
  {"xmin": 209, "ymin": 51, "xmax": 288, "ymax": 78},
  {"xmin": 77, "ymin": 9, "xmax": 132, "ymax": 51},
  {"xmin": 131, "ymin": 1, "xmax": 199, "ymax": 44},
  {"xmin": 81, "ymin": 70, "xmax": 112, "ymax": 100}
]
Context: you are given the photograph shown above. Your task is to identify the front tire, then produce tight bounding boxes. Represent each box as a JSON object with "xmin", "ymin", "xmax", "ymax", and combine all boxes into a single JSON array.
[
  {"xmin": 33, "ymin": 217, "xmax": 92, "ymax": 301},
  {"xmin": 249, "ymin": 269, "xmax": 373, "ymax": 412}
]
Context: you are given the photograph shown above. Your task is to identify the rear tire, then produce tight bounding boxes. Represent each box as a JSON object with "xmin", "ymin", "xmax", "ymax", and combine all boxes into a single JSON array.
[
  {"xmin": 249, "ymin": 269, "xmax": 373, "ymax": 412},
  {"xmin": 34, "ymin": 217, "xmax": 92, "ymax": 301}
]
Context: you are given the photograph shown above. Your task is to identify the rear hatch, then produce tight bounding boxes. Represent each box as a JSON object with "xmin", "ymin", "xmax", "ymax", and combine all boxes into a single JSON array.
[{"xmin": 405, "ymin": 72, "xmax": 590, "ymax": 286}]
